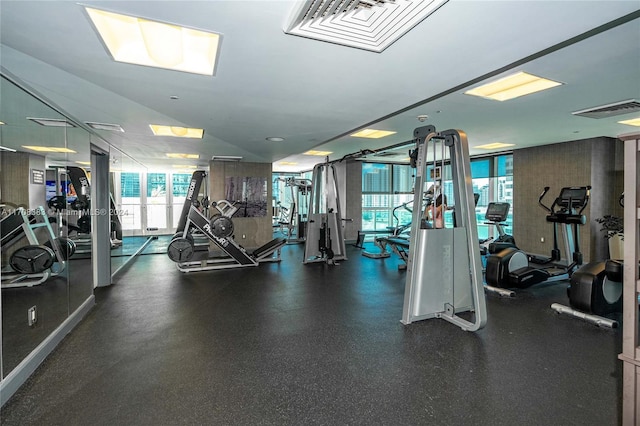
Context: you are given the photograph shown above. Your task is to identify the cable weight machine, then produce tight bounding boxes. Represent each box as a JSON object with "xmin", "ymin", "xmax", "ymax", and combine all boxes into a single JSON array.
[
  {"xmin": 303, "ymin": 158, "xmax": 347, "ymax": 265},
  {"xmin": 401, "ymin": 125, "xmax": 487, "ymax": 331}
]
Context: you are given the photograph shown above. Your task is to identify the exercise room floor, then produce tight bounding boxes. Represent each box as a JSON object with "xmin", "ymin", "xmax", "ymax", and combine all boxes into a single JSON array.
[{"xmin": 1, "ymin": 243, "xmax": 622, "ymax": 425}]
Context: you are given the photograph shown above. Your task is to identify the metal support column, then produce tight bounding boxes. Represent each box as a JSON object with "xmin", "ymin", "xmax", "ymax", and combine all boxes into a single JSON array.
[
  {"xmin": 92, "ymin": 150, "xmax": 111, "ymax": 287},
  {"xmin": 618, "ymin": 132, "xmax": 640, "ymax": 425}
]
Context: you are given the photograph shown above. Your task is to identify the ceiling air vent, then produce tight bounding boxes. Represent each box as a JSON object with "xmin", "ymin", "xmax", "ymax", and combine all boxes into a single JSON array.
[
  {"xmin": 572, "ymin": 99, "xmax": 640, "ymax": 119},
  {"xmin": 284, "ymin": 0, "xmax": 449, "ymax": 53}
]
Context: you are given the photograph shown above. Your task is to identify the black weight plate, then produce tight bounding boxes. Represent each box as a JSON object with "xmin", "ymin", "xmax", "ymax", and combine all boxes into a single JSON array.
[
  {"xmin": 77, "ymin": 216, "xmax": 91, "ymax": 234},
  {"xmin": 167, "ymin": 237, "xmax": 195, "ymax": 263},
  {"xmin": 10, "ymin": 245, "xmax": 56, "ymax": 274},
  {"xmin": 211, "ymin": 216, "xmax": 234, "ymax": 238},
  {"xmin": 47, "ymin": 195, "xmax": 66, "ymax": 211},
  {"xmin": 57, "ymin": 237, "xmax": 77, "ymax": 259}
]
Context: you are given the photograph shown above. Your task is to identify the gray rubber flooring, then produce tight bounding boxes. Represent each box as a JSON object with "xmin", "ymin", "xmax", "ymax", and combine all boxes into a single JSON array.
[{"xmin": 0, "ymin": 243, "xmax": 622, "ymax": 425}]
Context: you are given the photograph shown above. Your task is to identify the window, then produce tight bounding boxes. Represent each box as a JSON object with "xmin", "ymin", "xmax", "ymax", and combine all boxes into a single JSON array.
[
  {"xmin": 362, "ymin": 163, "xmax": 390, "ymax": 193},
  {"xmin": 360, "ymin": 153, "xmax": 514, "ymax": 237}
]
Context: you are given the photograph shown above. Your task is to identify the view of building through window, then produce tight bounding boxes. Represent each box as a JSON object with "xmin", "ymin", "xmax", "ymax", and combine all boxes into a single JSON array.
[{"xmin": 361, "ymin": 154, "xmax": 513, "ymax": 239}]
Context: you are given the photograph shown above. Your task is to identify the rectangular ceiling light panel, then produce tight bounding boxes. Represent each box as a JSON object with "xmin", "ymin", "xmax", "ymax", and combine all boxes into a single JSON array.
[
  {"xmin": 166, "ymin": 153, "xmax": 200, "ymax": 159},
  {"xmin": 150, "ymin": 125, "xmax": 204, "ymax": 138},
  {"xmin": 285, "ymin": 0, "xmax": 449, "ymax": 52},
  {"xmin": 465, "ymin": 72, "xmax": 563, "ymax": 101},
  {"xmin": 351, "ymin": 129, "xmax": 397, "ymax": 138},
  {"xmin": 304, "ymin": 150, "xmax": 333, "ymax": 156},
  {"xmin": 619, "ymin": 117, "xmax": 640, "ymax": 127},
  {"xmin": 22, "ymin": 146, "xmax": 77, "ymax": 153},
  {"xmin": 85, "ymin": 7, "xmax": 221, "ymax": 75},
  {"xmin": 474, "ymin": 142, "xmax": 515, "ymax": 150}
]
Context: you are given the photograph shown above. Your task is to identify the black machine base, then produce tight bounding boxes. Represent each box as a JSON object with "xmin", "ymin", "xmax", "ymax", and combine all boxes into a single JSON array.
[{"xmin": 568, "ymin": 261, "xmax": 622, "ymax": 316}]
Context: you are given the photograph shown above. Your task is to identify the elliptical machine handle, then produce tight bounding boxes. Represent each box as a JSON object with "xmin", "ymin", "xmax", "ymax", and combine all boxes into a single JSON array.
[{"xmin": 538, "ymin": 187, "xmax": 552, "ymax": 213}]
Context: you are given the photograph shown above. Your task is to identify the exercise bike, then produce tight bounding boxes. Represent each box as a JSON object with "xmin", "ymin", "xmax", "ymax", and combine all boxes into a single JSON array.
[{"xmin": 486, "ymin": 186, "xmax": 590, "ymax": 289}]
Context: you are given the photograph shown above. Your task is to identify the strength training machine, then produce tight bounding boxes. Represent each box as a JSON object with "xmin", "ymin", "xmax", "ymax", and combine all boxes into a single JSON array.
[
  {"xmin": 401, "ymin": 125, "xmax": 487, "ymax": 331},
  {"xmin": 303, "ymin": 158, "xmax": 347, "ymax": 265},
  {"xmin": 167, "ymin": 170, "xmax": 286, "ymax": 272},
  {"xmin": 1, "ymin": 206, "xmax": 73, "ymax": 288}
]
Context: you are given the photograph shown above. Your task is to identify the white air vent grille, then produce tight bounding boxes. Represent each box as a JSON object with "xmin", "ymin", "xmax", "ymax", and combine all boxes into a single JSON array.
[
  {"xmin": 285, "ymin": 0, "xmax": 449, "ymax": 52},
  {"xmin": 572, "ymin": 99, "xmax": 640, "ymax": 119}
]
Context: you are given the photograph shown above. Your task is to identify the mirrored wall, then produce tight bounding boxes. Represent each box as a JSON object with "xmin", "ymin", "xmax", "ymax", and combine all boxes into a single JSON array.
[{"xmin": 0, "ymin": 75, "xmax": 93, "ymax": 380}]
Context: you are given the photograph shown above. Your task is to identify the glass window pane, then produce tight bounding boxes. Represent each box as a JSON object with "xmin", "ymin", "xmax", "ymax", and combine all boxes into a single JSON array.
[
  {"xmin": 120, "ymin": 172, "xmax": 140, "ymax": 197},
  {"xmin": 147, "ymin": 173, "xmax": 166, "ymax": 198},
  {"xmin": 362, "ymin": 163, "xmax": 390, "ymax": 193},
  {"xmin": 392, "ymin": 165, "xmax": 414, "ymax": 193},
  {"xmin": 172, "ymin": 173, "xmax": 191, "ymax": 196},
  {"xmin": 471, "ymin": 158, "xmax": 490, "ymax": 178},
  {"xmin": 497, "ymin": 154, "xmax": 513, "ymax": 176}
]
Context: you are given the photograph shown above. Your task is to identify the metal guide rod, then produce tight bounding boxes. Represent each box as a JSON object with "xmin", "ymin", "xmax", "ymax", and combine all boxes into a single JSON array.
[{"xmin": 401, "ymin": 125, "xmax": 487, "ymax": 331}]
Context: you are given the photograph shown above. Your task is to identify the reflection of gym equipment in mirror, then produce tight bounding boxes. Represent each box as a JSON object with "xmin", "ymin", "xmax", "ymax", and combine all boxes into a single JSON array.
[
  {"xmin": 401, "ymin": 125, "xmax": 486, "ymax": 331},
  {"xmin": 303, "ymin": 160, "xmax": 347, "ymax": 265},
  {"xmin": 486, "ymin": 186, "xmax": 590, "ymax": 291},
  {"xmin": 167, "ymin": 170, "xmax": 287, "ymax": 271},
  {"xmin": 551, "ymin": 193, "xmax": 626, "ymax": 328},
  {"xmin": 1, "ymin": 206, "xmax": 73, "ymax": 288},
  {"xmin": 274, "ymin": 177, "xmax": 312, "ymax": 243},
  {"xmin": 47, "ymin": 166, "xmax": 123, "ymax": 256}
]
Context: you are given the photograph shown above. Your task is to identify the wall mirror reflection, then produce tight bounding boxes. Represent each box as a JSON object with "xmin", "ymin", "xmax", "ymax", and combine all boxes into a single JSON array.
[{"xmin": 0, "ymin": 75, "xmax": 93, "ymax": 379}]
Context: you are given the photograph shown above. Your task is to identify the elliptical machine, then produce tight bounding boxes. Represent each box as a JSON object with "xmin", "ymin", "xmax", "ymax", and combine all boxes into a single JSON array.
[
  {"xmin": 485, "ymin": 186, "xmax": 590, "ymax": 289},
  {"xmin": 551, "ymin": 193, "xmax": 625, "ymax": 328}
]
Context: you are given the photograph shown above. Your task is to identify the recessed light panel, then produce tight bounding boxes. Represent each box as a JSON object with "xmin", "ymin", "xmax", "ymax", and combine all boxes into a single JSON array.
[
  {"xmin": 22, "ymin": 146, "xmax": 77, "ymax": 153},
  {"xmin": 618, "ymin": 117, "xmax": 640, "ymax": 127},
  {"xmin": 85, "ymin": 7, "xmax": 221, "ymax": 76},
  {"xmin": 304, "ymin": 150, "xmax": 333, "ymax": 156},
  {"xmin": 150, "ymin": 125, "xmax": 204, "ymax": 138},
  {"xmin": 465, "ymin": 72, "xmax": 562, "ymax": 101},
  {"xmin": 166, "ymin": 153, "xmax": 200, "ymax": 159},
  {"xmin": 351, "ymin": 129, "xmax": 397, "ymax": 139},
  {"xmin": 474, "ymin": 143, "xmax": 515, "ymax": 150}
]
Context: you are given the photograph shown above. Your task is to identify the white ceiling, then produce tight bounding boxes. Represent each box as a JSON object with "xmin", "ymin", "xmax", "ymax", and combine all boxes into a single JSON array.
[{"xmin": 0, "ymin": 1, "xmax": 639, "ymax": 172}]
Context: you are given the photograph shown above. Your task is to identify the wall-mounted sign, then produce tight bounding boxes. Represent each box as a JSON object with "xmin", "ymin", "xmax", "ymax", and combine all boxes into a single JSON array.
[{"xmin": 31, "ymin": 169, "xmax": 45, "ymax": 184}]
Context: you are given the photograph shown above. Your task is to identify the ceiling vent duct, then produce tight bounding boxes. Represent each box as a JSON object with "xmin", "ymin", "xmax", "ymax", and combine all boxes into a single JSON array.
[
  {"xmin": 572, "ymin": 99, "xmax": 640, "ymax": 119},
  {"xmin": 284, "ymin": 0, "xmax": 449, "ymax": 52}
]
